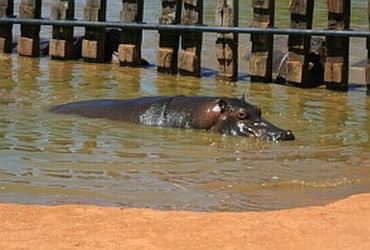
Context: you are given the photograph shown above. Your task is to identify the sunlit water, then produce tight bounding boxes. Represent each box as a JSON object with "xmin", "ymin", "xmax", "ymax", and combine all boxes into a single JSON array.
[{"xmin": 0, "ymin": 1, "xmax": 369, "ymax": 212}]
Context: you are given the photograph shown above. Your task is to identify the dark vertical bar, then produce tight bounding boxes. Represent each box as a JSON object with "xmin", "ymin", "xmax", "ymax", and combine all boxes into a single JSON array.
[
  {"xmin": 118, "ymin": 0, "xmax": 144, "ymax": 66},
  {"xmin": 215, "ymin": 0, "xmax": 238, "ymax": 82},
  {"xmin": 0, "ymin": 0, "xmax": 14, "ymax": 54},
  {"xmin": 325, "ymin": 0, "xmax": 350, "ymax": 91},
  {"xmin": 18, "ymin": 0, "xmax": 42, "ymax": 57},
  {"xmin": 249, "ymin": 0, "xmax": 274, "ymax": 83},
  {"xmin": 367, "ymin": 0, "xmax": 370, "ymax": 95},
  {"xmin": 82, "ymin": 0, "xmax": 106, "ymax": 63},
  {"xmin": 285, "ymin": 0, "xmax": 314, "ymax": 87},
  {"xmin": 178, "ymin": 0, "xmax": 203, "ymax": 77},
  {"xmin": 157, "ymin": 0, "xmax": 182, "ymax": 74},
  {"xmin": 49, "ymin": 0, "xmax": 75, "ymax": 60}
]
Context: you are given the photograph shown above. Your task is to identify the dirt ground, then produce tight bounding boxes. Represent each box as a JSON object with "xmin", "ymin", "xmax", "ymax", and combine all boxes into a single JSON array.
[{"xmin": 0, "ymin": 194, "xmax": 369, "ymax": 250}]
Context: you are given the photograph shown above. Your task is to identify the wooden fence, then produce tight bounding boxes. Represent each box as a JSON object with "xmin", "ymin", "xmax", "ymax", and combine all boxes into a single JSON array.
[{"xmin": 0, "ymin": 0, "xmax": 369, "ymax": 93}]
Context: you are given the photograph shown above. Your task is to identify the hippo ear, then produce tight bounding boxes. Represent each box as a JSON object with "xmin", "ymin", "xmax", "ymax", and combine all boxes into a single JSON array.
[
  {"xmin": 212, "ymin": 98, "xmax": 227, "ymax": 113},
  {"xmin": 240, "ymin": 94, "xmax": 246, "ymax": 101}
]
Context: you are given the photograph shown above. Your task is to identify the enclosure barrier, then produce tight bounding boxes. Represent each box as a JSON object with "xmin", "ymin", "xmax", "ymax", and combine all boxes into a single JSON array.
[
  {"xmin": 157, "ymin": 0, "xmax": 181, "ymax": 74},
  {"xmin": 248, "ymin": 0, "xmax": 274, "ymax": 83},
  {"xmin": 325, "ymin": 0, "xmax": 351, "ymax": 91},
  {"xmin": 286, "ymin": 0, "xmax": 314, "ymax": 87},
  {"xmin": 1, "ymin": 0, "xmax": 370, "ymax": 93},
  {"xmin": 216, "ymin": 0, "xmax": 238, "ymax": 82},
  {"xmin": 50, "ymin": 0, "xmax": 74, "ymax": 60}
]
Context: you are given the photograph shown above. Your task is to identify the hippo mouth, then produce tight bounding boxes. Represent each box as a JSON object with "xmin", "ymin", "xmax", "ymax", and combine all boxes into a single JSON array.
[
  {"xmin": 258, "ymin": 130, "xmax": 295, "ymax": 141},
  {"xmin": 243, "ymin": 128, "xmax": 294, "ymax": 141},
  {"xmin": 237, "ymin": 121, "xmax": 295, "ymax": 141}
]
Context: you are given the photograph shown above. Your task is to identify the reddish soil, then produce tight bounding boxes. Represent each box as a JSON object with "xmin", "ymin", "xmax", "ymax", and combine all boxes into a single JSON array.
[{"xmin": 0, "ymin": 194, "xmax": 369, "ymax": 250}]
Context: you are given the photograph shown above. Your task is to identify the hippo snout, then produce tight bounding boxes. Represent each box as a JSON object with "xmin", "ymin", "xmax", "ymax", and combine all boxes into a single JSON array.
[
  {"xmin": 264, "ymin": 129, "xmax": 295, "ymax": 141},
  {"xmin": 281, "ymin": 130, "xmax": 295, "ymax": 141}
]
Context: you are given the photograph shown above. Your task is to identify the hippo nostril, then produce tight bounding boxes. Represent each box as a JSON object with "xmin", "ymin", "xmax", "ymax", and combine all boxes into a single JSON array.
[{"xmin": 285, "ymin": 130, "xmax": 295, "ymax": 140}]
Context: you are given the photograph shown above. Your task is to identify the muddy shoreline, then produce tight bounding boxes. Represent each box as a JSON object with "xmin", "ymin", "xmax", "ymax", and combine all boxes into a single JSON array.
[{"xmin": 0, "ymin": 194, "xmax": 369, "ymax": 249}]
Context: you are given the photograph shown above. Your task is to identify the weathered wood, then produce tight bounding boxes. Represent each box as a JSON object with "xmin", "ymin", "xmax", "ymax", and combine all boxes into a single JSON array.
[
  {"xmin": 249, "ymin": 0, "xmax": 274, "ymax": 82},
  {"xmin": 215, "ymin": 0, "xmax": 238, "ymax": 82},
  {"xmin": 49, "ymin": 0, "xmax": 74, "ymax": 60},
  {"xmin": 327, "ymin": 0, "xmax": 343, "ymax": 13},
  {"xmin": 325, "ymin": 0, "xmax": 350, "ymax": 91},
  {"xmin": 17, "ymin": 0, "xmax": 42, "ymax": 57},
  {"xmin": 285, "ymin": 0, "xmax": 314, "ymax": 87},
  {"xmin": 82, "ymin": 0, "xmax": 106, "ymax": 63},
  {"xmin": 367, "ymin": 0, "xmax": 370, "ymax": 95},
  {"xmin": 179, "ymin": 0, "xmax": 203, "ymax": 77},
  {"xmin": 157, "ymin": 0, "xmax": 182, "ymax": 74},
  {"xmin": 289, "ymin": 0, "xmax": 308, "ymax": 15},
  {"xmin": 0, "ymin": 0, "xmax": 13, "ymax": 54},
  {"xmin": 118, "ymin": 0, "xmax": 144, "ymax": 66}
]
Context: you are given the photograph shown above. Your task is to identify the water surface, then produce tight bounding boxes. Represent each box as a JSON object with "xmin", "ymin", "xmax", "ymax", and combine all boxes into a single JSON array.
[{"xmin": 0, "ymin": 0, "xmax": 369, "ymax": 211}]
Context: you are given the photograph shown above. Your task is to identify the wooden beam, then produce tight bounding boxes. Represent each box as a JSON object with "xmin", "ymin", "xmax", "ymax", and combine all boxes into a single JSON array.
[
  {"xmin": 157, "ymin": 0, "xmax": 182, "ymax": 74},
  {"xmin": 367, "ymin": 0, "xmax": 370, "ymax": 95},
  {"xmin": 178, "ymin": 0, "xmax": 203, "ymax": 77},
  {"xmin": 325, "ymin": 0, "xmax": 350, "ymax": 91},
  {"xmin": 249, "ymin": 0, "xmax": 274, "ymax": 83},
  {"xmin": 49, "ymin": 0, "xmax": 74, "ymax": 60},
  {"xmin": 82, "ymin": 0, "xmax": 106, "ymax": 63},
  {"xmin": 17, "ymin": 0, "xmax": 42, "ymax": 57},
  {"xmin": 285, "ymin": 0, "xmax": 314, "ymax": 87},
  {"xmin": 0, "ymin": 0, "xmax": 13, "ymax": 54},
  {"xmin": 215, "ymin": 0, "xmax": 238, "ymax": 82},
  {"xmin": 118, "ymin": 0, "xmax": 144, "ymax": 66}
]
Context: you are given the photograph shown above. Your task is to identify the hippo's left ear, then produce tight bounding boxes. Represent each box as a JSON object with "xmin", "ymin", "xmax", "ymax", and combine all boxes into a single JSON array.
[
  {"xmin": 240, "ymin": 94, "xmax": 246, "ymax": 101},
  {"xmin": 212, "ymin": 98, "xmax": 227, "ymax": 113}
]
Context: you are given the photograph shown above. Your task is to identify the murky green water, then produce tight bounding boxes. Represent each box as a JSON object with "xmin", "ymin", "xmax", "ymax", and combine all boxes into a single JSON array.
[{"xmin": 0, "ymin": 1, "xmax": 369, "ymax": 211}]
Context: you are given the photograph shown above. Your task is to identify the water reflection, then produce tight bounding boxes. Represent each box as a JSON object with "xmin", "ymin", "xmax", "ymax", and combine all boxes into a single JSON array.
[
  {"xmin": 48, "ymin": 60, "xmax": 74, "ymax": 85},
  {"xmin": 116, "ymin": 67, "xmax": 142, "ymax": 97}
]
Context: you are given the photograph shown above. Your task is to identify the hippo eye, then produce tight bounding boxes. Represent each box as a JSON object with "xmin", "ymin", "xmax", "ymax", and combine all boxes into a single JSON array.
[{"xmin": 237, "ymin": 109, "xmax": 247, "ymax": 120}]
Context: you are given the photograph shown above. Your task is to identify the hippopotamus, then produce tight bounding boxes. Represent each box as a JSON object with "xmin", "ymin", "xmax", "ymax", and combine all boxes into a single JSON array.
[
  {"xmin": 50, "ymin": 95, "xmax": 295, "ymax": 141},
  {"xmin": 246, "ymin": 36, "xmax": 326, "ymax": 87}
]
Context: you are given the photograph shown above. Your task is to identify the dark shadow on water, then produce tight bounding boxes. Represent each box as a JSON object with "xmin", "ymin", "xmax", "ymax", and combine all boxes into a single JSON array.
[
  {"xmin": 140, "ymin": 58, "xmax": 156, "ymax": 68},
  {"xmin": 348, "ymin": 83, "xmax": 367, "ymax": 92},
  {"xmin": 200, "ymin": 67, "xmax": 217, "ymax": 78},
  {"xmin": 237, "ymin": 73, "xmax": 250, "ymax": 82},
  {"xmin": 200, "ymin": 68, "xmax": 249, "ymax": 83}
]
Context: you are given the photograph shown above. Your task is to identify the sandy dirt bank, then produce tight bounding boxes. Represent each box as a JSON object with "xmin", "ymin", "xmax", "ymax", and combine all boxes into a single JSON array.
[{"xmin": 0, "ymin": 194, "xmax": 369, "ymax": 250}]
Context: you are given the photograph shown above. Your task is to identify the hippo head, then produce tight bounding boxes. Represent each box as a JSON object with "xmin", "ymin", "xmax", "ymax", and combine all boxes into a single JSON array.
[{"xmin": 208, "ymin": 97, "xmax": 294, "ymax": 141}]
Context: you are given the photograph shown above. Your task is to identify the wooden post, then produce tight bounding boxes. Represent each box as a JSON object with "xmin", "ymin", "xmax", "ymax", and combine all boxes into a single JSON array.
[
  {"xmin": 157, "ymin": 0, "xmax": 182, "ymax": 74},
  {"xmin": 18, "ymin": 0, "xmax": 42, "ymax": 57},
  {"xmin": 178, "ymin": 0, "xmax": 203, "ymax": 77},
  {"xmin": 0, "ymin": 0, "xmax": 13, "ymax": 54},
  {"xmin": 118, "ymin": 0, "xmax": 144, "ymax": 66},
  {"xmin": 215, "ymin": 0, "xmax": 238, "ymax": 82},
  {"xmin": 285, "ymin": 0, "xmax": 314, "ymax": 87},
  {"xmin": 248, "ymin": 0, "xmax": 274, "ymax": 83},
  {"xmin": 49, "ymin": 0, "xmax": 74, "ymax": 60},
  {"xmin": 82, "ymin": 0, "xmax": 106, "ymax": 63},
  {"xmin": 366, "ymin": 0, "xmax": 370, "ymax": 94},
  {"xmin": 325, "ymin": 0, "xmax": 350, "ymax": 91}
]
